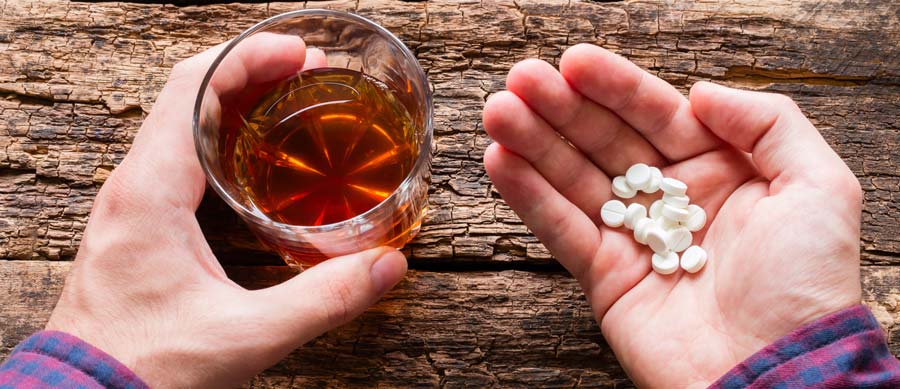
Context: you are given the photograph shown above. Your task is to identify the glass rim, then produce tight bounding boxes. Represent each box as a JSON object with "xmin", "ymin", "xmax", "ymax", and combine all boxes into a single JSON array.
[{"xmin": 192, "ymin": 8, "xmax": 434, "ymax": 234}]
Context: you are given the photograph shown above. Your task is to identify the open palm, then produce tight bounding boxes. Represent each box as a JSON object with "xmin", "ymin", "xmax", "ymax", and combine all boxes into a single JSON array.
[{"xmin": 483, "ymin": 44, "xmax": 862, "ymax": 387}]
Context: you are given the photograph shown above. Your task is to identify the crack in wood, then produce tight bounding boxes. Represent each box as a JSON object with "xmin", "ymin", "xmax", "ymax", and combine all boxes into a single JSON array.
[{"xmin": 723, "ymin": 66, "xmax": 875, "ymax": 87}]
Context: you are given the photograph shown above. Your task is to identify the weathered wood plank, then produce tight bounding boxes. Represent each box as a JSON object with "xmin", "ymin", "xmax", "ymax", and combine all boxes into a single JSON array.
[
  {"xmin": 0, "ymin": 0, "xmax": 897, "ymax": 266},
  {"xmin": 1, "ymin": 261, "xmax": 898, "ymax": 387}
]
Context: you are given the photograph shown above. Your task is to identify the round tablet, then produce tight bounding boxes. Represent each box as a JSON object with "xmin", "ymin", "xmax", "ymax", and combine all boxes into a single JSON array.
[
  {"xmin": 645, "ymin": 226, "xmax": 669, "ymax": 253},
  {"xmin": 686, "ymin": 204, "xmax": 707, "ymax": 232},
  {"xmin": 624, "ymin": 203, "xmax": 647, "ymax": 229},
  {"xmin": 655, "ymin": 216, "xmax": 678, "ymax": 231},
  {"xmin": 644, "ymin": 167, "xmax": 663, "ymax": 194},
  {"xmin": 680, "ymin": 245, "xmax": 708, "ymax": 273},
  {"xmin": 611, "ymin": 176, "xmax": 637, "ymax": 198},
  {"xmin": 600, "ymin": 200, "xmax": 627, "ymax": 228},
  {"xmin": 662, "ymin": 193, "xmax": 690, "ymax": 209},
  {"xmin": 667, "ymin": 227, "xmax": 692, "ymax": 252},
  {"xmin": 649, "ymin": 200, "xmax": 664, "ymax": 219},
  {"xmin": 652, "ymin": 251, "xmax": 679, "ymax": 275},
  {"xmin": 625, "ymin": 163, "xmax": 652, "ymax": 191},
  {"xmin": 660, "ymin": 177, "xmax": 688, "ymax": 196},
  {"xmin": 633, "ymin": 217, "xmax": 653, "ymax": 244},
  {"xmin": 662, "ymin": 203, "xmax": 689, "ymax": 222}
]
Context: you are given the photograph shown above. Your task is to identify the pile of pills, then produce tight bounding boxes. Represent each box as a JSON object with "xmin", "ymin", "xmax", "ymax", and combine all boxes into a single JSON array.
[{"xmin": 600, "ymin": 163, "xmax": 709, "ymax": 275}]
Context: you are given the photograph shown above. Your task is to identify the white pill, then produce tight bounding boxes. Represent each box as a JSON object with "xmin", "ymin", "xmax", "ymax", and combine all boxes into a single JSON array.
[
  {"xmin": 652, "ymin": 251, "xmax": 679, "ymax": 275},
  {"xmin": 649, "ymin": 200, "xmax": 664, "ymax": 219},
  {"xmin": 625, "ymin": 163, "xmax": 652, "ymax": 191},
  {"xmin": 643, "ymin": 167, "xmax": 663, "ymax": 194},
  {"xmin": 611, "ymin": 176, "xmax": 637, "ymax": 198},
  {"xmin": 662, "ymin": 193, "xmax": 690, "ymax": 209},
  {"xmin": 655, "ymin": 216, "xmax": 679, "ymax": 231},
  {"xmin": 667, "ymin": 227, "xmax": 692, "ymax": 252},
  {"xmin": 686, "ymin": 204, "xmax": 707, "ymax": 232},
  {"xmin": 680, "ymin": 245, "xmax": 708, "ymax": 273},
  {"xmin": 645, "ymin": 226, "xmax": 669, "ymax": 253},
  {"xmin": 662, "ymin": 204, "xmax": 689, "ymax": 222},
  {"xmin": 660, "ymin": 177, "xmax": 687, "ymax": 196},
  {"xmin": 600, "ymin": 200, "xmax": 627, "ymax": 228},
  {"xmin": 633, "ymin": 217, "xmax": 653, "ymax": 244},
  {"xmin": 623, "ymin": 203, "xmax": 647, "ymax": 229}
]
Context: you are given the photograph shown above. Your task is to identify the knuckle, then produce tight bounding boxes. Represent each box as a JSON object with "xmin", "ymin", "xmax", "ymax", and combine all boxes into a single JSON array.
[
  {"xmin": 850, "ymin": 174, "xmax": 863, "ymax": 197},
  {"xmin": 818, "ymin": 169, "xmax": 862, "ymax": 203},
  {"xmin": 91, "ymin": 165, "xmax": 152, "ymax": 221},
  {"xmin": 77, "ymin": 171, "xmax": 144, "ymax": 262},
  {"xmin": 839, "ymin": 172, "xmax": 863, "ymax": 203},
  {"xmin": 168, "ymin": 59, "xmax": 196, "ymax": 82},
  {"xmin": 770, "ymin": 93, "xmax": 800, "ymax": 112},
  {"xmin": 92, "ymin": 170, "xmax": 134, "ymax": 218}
]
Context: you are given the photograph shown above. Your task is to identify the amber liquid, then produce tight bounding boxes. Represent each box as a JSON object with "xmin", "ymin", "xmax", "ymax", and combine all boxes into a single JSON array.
[{"xmin": 222, "ymin": 68, "xmax": 421, "ymax": 265}]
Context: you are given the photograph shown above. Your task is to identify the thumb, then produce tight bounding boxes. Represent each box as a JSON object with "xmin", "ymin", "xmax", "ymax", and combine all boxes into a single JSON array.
[
  {"xmin": 688, "ymin": 81, "xmax": 851, "ymax": 190},
  {"xmin": 253, "ymin": 247, "xmax": 407, "ymax": 343}
]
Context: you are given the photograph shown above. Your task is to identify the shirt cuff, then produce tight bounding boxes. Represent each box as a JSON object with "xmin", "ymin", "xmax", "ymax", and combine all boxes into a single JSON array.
[
  {"xmin": 711, "ymin": 304, "xmax": 900, "ymax": 388},
  {"xmin": 0, "ymin": 330, "xmax": 148, "ymax": 389}
]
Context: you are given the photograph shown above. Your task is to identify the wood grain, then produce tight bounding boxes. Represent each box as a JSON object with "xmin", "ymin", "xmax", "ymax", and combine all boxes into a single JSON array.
[
  {"xmin": 1, "ymin": 261, "xmax": 898, "ymax": 388},
  {"xmin": 0, "ymin": 0, "xmax": 897, "ymax": 266},
  {"xmin": 0, "ymin": 0, "xmax": 898, "ymax": 386}
]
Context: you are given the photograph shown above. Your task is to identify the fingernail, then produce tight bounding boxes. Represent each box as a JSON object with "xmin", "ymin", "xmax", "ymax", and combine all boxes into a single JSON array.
[{"xmin": 370, "ymin": 249, "xmax": 407, "ymax": 294}]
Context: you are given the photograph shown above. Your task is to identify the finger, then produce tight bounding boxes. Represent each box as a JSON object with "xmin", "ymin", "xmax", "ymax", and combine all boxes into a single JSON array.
[
  {"xmin": 483, "ymin": 91, "xmax": 611, "ymax": 219},
  {"xmin": 113, "ymin": 34, "xmax": 308, "ymax": 213},
  {"xmin": 506, "ymin": 59, "xmax": 666, "ymax": 175},
  {"xmin": 302, "ymin": 47, "xmax": 328, "ymax": 71},
  {"xmin": 203, "ymin": 34, "xmax": 307, "ymax": 96},
  {"xmin": 688, "ymin": 82, "xmax": 856, "ymax": 194},
  {"xmin": 486, "ymin": 143, "xmax": 654, "ymax": 319},
  {"xmin": 253, "ymin": 247, "xmax": 407, "ymax": 344},
  {"xmin": 483, "ymin": 143, "xmax": 602, "ymax": 283},
  {"xmin": 559, "ymin": 44, "xmax": 721, "ymax": 161}
]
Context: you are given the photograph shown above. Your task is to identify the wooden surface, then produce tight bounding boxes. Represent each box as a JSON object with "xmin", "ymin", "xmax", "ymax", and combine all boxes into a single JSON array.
[
  {"xmin": 0, "ymin": 0, "xmax": 898, "ymax": 387},
  {"xmin": 1, "ymin": 262, "xmax": 898, "ymax": 388}
]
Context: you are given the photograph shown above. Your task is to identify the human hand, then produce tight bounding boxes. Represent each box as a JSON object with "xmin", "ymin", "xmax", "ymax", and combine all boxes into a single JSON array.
[
  {"xmin": 45, "ymin": 34, "xmax": 408, "ymax": 388},
  {"xmin": 483, "ymin": 43, "xmax": 862, "ymax": 387}
]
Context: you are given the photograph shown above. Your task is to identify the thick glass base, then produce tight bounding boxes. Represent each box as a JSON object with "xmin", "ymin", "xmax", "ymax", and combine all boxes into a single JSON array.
[{"xmin": 271, "ymin": 205, "xmax": 427, "ymax": 270}]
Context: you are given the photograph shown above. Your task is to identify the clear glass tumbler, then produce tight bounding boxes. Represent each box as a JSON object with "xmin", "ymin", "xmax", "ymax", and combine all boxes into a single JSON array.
[{"xmin": 193, "ymin": 9, "xmax": 433, "ymax": 269}]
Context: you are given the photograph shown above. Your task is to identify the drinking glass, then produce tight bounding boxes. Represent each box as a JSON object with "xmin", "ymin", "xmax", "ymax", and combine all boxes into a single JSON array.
[{"xmin": 193, "ymin": 9, "xmax": 433, "ymax": 269}]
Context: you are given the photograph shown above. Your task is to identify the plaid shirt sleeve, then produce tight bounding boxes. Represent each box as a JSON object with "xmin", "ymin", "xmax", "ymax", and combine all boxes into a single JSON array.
[
  {"xmin": 0, "ymin": 330, "xmax": 147, "ymax": 389},
  {"xmin": 711, "ymin": 304, "xmax": 900, "ymax": 388}
]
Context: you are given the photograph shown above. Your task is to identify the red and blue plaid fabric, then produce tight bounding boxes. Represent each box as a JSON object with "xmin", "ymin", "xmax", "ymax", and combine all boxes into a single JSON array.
[
  {"xmin": 711, "ymin": 304, "xmax": 900, "ymax": 388},
  {"xmin": 0, "ymin": 330, "xmax": 146, "ymax": 389}
]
